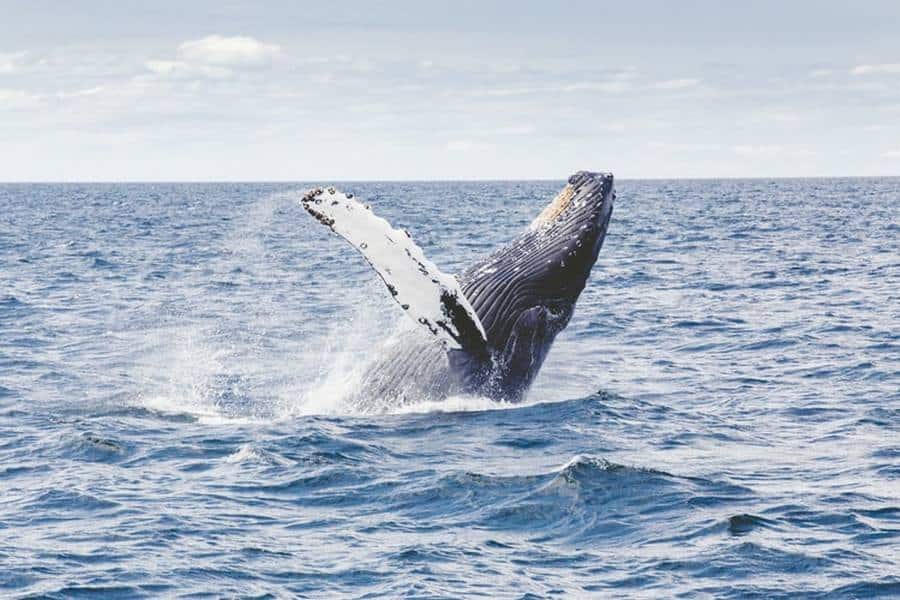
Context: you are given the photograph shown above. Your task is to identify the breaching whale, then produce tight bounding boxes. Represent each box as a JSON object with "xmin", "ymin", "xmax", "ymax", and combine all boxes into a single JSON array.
[{"xmin": 302, "ymin": 171, "xmax": 615, "ymax": 411}]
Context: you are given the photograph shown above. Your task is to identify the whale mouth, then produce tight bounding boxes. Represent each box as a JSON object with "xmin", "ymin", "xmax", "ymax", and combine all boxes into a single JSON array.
[
  {"xmin": 530, "ymin": 182, "xmax": 578, "ymax": 229},
  {"xmin": 529, "ymin": 171, "xmax": 615, "ymax": 233},
  {"xmin": 524, "ymin": 171, "xmax": 616, "ymax": 291}
]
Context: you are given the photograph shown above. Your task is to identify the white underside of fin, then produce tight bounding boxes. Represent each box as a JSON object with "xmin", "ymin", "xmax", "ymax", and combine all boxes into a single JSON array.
[{"xmin": 301, "ymin": 187, "xmax": 487, "ymax": 352}]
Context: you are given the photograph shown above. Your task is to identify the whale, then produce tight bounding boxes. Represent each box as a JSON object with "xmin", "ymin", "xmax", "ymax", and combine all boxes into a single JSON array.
[{"xmin": 302, "ymin": 170, "xmax": 616, "ymax": 411}]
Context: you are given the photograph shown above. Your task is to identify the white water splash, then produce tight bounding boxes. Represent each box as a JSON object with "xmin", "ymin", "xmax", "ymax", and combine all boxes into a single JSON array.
[
  {"xmin": 131, "ymin": 190, "xmax": 551, "ymax": 422},
  {"xmin": 389, "ymin": 394, "xmax": 520, "ymax": 415},
  {"xmin": 135, "ymin": 323, "xmax": 267, "ymax": 425}
]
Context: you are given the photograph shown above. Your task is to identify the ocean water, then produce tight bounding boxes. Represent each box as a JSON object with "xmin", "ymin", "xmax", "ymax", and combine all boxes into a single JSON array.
[{"xmin": 1, "ymin": 178, "xmax": 898, "ymax": 598}]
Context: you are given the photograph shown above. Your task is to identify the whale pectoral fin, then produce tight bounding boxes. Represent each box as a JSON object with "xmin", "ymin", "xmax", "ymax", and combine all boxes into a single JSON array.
[{"xmin": 301, "ymin": 187, "xmax": 489, "ymax": 358}]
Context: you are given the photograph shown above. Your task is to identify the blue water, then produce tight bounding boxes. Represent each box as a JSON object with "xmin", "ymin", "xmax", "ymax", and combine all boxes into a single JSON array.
[{"xmin": 1, "ymin": 179, "xmax": 898, "ymax": 598}]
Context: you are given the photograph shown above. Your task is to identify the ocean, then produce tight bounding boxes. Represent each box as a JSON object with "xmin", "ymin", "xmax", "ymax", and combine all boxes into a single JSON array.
[{"xmin": 1, "ymin": 178, "xmax": 898, "ymax": 598}]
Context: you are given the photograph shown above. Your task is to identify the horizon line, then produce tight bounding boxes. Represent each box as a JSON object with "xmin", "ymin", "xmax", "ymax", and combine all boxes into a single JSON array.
[{"xmin": 1, "ymin": 174, "xmax": 899, "ymax": 185}]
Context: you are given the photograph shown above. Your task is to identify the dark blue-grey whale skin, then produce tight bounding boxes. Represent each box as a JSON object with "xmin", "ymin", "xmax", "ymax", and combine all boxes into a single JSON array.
[{"xmin": 355, "ymin": 171, "xmax": 616, "ymax": 410}]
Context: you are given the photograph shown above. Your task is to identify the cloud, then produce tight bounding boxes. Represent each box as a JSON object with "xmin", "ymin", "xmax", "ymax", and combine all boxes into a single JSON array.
[
  {"xmin": 446, "ymin": 139, "xmax": 494, "ymax": 152},
  {"xmin": 733, "ymin": 144, "xmax": 782, "ymax": 158},
  {"xmin": 561, "ymin": 80, "xmax": 631, "ymax": 93},
  {"xmin": 751, "ymin": 109, "xmax": 809, "ymax": 123},
  {"xmin": 177, "ymin": 35, "xmax": 282, "ymax": 68},
  {"xmin": 851, "ymin": 63, "xmax": 900, "ymax": 75},
  {"xmin": 143, "ymin": 35, "xmax": 281, "ymax": 80},
  {"xmin": 808, "ymin": 68, "xmax": 832, "ymax": 78},
  {"xmin": 882, "ymin": 150, "xmax": 900, "ymax": 159},
  {"xmin": 733, "ymin": 145, "xmax": 813, "ymax": 159},
  {"xmin": 653, "ymin": 78, "xmax": 700, "ymax": 90},
  {"xmin": 144, "ymin": 59, "xmax": 230, "ymax": 79},
  {"xmin": 0, "ymin": 51, "xmax": 28, "ymax": 74},
  {"xmin": 444, "ymin": 125, "xmax": 536, "ymax": 138},
  {"xmin": 469, "ymin": 86, "xmax": 541, "ymax": 97},
  {"xmin": 648, "ymin": 140, "xmax": 720, "ymax": 152},
  {"xmin": 470, "ymin": 80, "xmax": 631, "ymax": 97},
  {"xmin": 55, "ymin": 86, "xmax": 106, "ymax": 99},
  {"xmin": 0, "ymin": 88, "xmax": 42, "ymax": 109},
  {"xmin": 485, "ymin": 125, "xmax": 534, "ymax": 135}
]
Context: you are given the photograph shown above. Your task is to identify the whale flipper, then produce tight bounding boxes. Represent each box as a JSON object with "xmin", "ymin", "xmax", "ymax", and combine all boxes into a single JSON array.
[{"xmin": 302, "ymin": 187, "xmax": 489, "ymax": 358}]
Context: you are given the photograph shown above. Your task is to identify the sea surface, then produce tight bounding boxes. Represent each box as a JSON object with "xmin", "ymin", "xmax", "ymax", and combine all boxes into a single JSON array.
[{"xmin": 1, "ymin": 178, "xmax": 898, "ymax": 598}]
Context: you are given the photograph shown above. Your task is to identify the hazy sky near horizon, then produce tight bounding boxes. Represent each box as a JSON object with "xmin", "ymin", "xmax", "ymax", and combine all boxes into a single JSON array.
[{"xmin": 2, "ymin": 0, "xmax": 899, "ymax": 181}]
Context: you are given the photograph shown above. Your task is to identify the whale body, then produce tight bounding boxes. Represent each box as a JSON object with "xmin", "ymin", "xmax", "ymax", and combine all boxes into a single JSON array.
[{"xmin": 302, "ymin": 171, "xmax": 616, "ymax": 411}]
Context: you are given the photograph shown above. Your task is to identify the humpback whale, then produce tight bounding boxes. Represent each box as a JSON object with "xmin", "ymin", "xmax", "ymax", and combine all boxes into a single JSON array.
[{"xmin": 302, "ymin": 170, "xmax": 615, "ymax": 411}]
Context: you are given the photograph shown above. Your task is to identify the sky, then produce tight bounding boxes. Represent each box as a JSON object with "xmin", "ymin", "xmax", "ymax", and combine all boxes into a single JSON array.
[{"xmin": 1, "ymin": 0, "xmax": 899, "ymax": 181}]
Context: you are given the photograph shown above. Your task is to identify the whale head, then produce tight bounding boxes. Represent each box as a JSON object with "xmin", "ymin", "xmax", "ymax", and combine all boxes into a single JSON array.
[{"xmin": 460, "ymin": 171, "xmax": 615, "ymax": 399}]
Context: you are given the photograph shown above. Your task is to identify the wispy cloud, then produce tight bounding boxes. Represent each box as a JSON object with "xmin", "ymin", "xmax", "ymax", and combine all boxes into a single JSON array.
[
  {"xmin": 466, "ymin": 125, "xmax": 536, "ymax": 136},
  {"xmin": 751, "ymin": 109, "xmax": 812, "ymax": 124},
  {"xmin": 653, "ymin": 78, "xmax": 700, "ymax": 90},
  {"xmin": 851, "ymin": 63, "xmax": 900, "ymax": 75},
  {"xmin": 446, "ymin": 139, "xmax": 494, "ymax": 152},
  {"xmin": 55, "ymin": 86, "xmax": 106, "ymax": 99},
  {"xmin": 468, "ymin": 79, "xmax": 631, "ymax": 97},
  {"xmin": 470, "ymin": 74, "xmax": 700, "ymax": 97},
  {"xmin": 648, "ymin": 140, "xmax": 720, "ymax": 152},
  {"xmin": 561, "ymin": 80, "xmax": 631, "ymax": 93},
  {"xmin": 0, "ymin": 51, "xmax": 28, "ymax": 74},
  {"xmin": 733, "ymin": 145, "xmax": 813, "ymax": 159},
  {"xmin": 0, "ymin": 88, "xmax": 42, "ymax": 109},
  {"xmin": 144, "ymin": 59, "xmax": 230, "ymax": 80}
]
